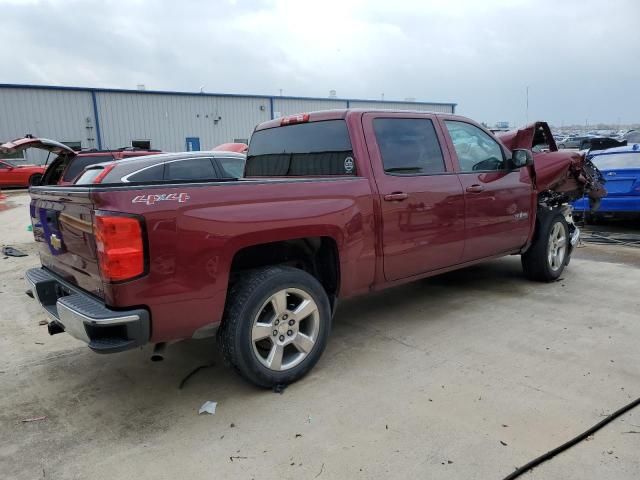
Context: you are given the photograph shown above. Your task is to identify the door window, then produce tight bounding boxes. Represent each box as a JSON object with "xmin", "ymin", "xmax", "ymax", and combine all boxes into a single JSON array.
[
  {"xmin": 165, "ymin": 157, "xmax": 216, "ymax": 181},
  {"xmin": 125, "ymin": 164, "xmax": 165, "ymax": 183},
  {"xmin": 373, "ymin": 118, "xmax": 446, "ymax": 175},
  {"xmin": 217, "ymin": 157, "xmax": 245, "ymax": 178},
  {"xmin": 444, "ymin": 121, "xmax": 505, "ymax": 172}
]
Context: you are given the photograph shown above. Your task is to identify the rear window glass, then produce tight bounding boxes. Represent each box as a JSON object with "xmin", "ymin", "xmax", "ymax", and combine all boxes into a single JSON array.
[
  {"xmin": 74, "ymin": 168, "xmax": 104, "ymax": 185},
  {"xmin": 374, "ymin": 118, "xmax": 446, "ymax": 175},
  {"xmin": 165, "ymin": 157, "xmax": 216, "ymax": 181},
  {"xmin": 218, "ymin": 157, "xmax": 245, "ymax": 178},
  {"xmin": 591, "ymin": 152, "xmax": 639, "ymax": 169},
  {"xmin": 246, "ymin": 120, "xmax": 355, "ymax": 176},
  {"xmin": 63, "ymin": 155, "xmax": 113, "ymax": 181}
]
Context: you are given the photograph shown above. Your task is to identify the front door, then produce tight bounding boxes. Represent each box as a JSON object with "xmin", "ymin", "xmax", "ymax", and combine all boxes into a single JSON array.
[
  {"xmin": 363, "ymin": 113, "xmax": 466, "ymax": 281},
  {"xmin": 441, "ymin": 120, "xmax": 533, "ymax": 262},
  {"xmin": 185, "ymin": 137, "xmax": 201, "ymax": 151}
]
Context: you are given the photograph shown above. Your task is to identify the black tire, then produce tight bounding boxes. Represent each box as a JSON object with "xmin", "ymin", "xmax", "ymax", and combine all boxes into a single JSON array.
[
  {"xmin": 29, "ymin": 174, "xmax": 42, "ymax": 186},
  {"xmin": 218, "ymin": 266, "xmax": 332, "ymax": 388},
  {"xmin": 522, "ymin": 209, "xmax": 569, "ymax": 282}
]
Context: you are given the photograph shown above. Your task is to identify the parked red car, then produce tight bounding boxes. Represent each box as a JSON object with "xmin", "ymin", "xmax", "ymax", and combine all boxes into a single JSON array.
[
  {"xmin": 10, "ymin": 110, "xmax": 605, "ymax": 388},
  {"xmin": 0, "ymin": 159, "xmax": 45, "ymax": 187}
]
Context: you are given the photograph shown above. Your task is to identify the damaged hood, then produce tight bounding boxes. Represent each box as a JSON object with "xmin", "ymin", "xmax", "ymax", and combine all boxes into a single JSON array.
[
  {"xmin": 498, "ymin": 122, "xmax": 606, "ymax": 208},
  {"xmin": 498, "ymin": 121, "xmax": 558, "ymax": 152}
]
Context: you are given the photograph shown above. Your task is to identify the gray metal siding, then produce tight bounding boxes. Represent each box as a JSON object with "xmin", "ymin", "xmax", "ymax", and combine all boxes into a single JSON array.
[
  {"xmin": 96, "ymin": 92, "xmax": 270, "ymax": 152},
  {"xmin": 348, "ymin": 101, "xmax": 454, "ymax": 113},
  {"xmin": 0, "ymin": 88, "xmax": 96, "ymax": 164},
  {"xmin": 272, "ymin": 98, "xmax": 347, "ymax": 117},
  {"xmin": 0, "ymin": 84, "xmax": 456, "ymax": 165}
]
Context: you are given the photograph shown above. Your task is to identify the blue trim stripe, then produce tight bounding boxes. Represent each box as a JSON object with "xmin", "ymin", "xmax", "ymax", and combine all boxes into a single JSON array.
[
  {"xmin": 90, "ymin": 90, "xmax": 102, "ymax": 149},
  {"xmin": 0, "ymin": 83, "xmax": 457, "ymax": 109}
]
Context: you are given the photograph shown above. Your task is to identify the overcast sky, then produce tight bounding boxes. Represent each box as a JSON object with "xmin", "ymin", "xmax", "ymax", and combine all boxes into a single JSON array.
[{"xmin": 1, "ymin": 0, "xmax": 639, "ymax": 127}]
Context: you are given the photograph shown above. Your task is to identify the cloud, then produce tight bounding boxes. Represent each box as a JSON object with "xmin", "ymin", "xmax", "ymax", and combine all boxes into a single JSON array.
[{"xmin": 1, "ymin": 0, "xmax": 638, "ymax": 126}]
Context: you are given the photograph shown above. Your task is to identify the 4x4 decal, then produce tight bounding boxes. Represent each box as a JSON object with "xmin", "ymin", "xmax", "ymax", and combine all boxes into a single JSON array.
[{"xmin": 132, "ymin": 193, "xmax": 190, "ymax": 205}]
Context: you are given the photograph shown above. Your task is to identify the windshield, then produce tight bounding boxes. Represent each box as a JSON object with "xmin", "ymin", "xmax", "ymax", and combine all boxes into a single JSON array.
[
  {"xmin": 591, "ymin": 152, "xmax": 639, "ymax": 169},
  {"xmin": 246, "ymin": 120, "xmax": 354, "ymax": 176}
]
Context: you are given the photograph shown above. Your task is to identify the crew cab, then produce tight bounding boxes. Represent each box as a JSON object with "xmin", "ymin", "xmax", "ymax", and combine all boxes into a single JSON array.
[{"xmin": 11, "ymin": 110, "xmax": 605, "ymax": 388}]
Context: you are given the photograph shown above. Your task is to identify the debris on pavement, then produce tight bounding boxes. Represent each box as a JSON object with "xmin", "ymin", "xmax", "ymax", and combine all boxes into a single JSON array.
[
  {"xmin": 500, "ymin": 440, "xmax": 508, "ymax": 446},
  {"xmin": 21, "ymin": 416, "xmax": 47, "ymax": 423},
  {"xmin": 198, "ymin": 401, "xmax": 217, "ymax": 415},
  {"xmin": 38, "ymin": 320, "xmax": 47, "ymax": 326},
  {"xmin": 2, "ymin": 246, "xmax": 27, "ymax": 257},
  {"xmin": 229, "ymin": 456, "xmax": 248, "ymax": 462},
  {"xmin": 178, "ymin": 362, "xmax": 215, "ymax": 390}
]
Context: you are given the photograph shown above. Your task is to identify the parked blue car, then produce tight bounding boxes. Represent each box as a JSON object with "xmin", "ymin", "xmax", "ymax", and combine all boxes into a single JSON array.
[{"xmin": 573, "ymin": 144, "xmax": 640, "ymax": 215}]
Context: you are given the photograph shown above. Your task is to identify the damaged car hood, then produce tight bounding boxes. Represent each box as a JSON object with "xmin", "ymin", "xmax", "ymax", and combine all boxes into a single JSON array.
[{"xmin": 498, "ymin": 122, "xmax": 606, "ymax": 207}]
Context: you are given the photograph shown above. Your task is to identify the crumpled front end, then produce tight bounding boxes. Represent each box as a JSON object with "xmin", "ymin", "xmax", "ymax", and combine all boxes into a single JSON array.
[
  {"xmin": 497, "ymin": 122, "xmax": 606, "ymax": 209},
  {"xmin": 532, "ymin": 150, "xmax": 606, "ymax": 209}
]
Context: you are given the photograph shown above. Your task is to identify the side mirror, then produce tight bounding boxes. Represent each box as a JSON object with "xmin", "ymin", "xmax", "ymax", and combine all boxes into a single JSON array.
[{"xmin": 511, "ymin": 149, "xmax": 533, "ymax": 168}]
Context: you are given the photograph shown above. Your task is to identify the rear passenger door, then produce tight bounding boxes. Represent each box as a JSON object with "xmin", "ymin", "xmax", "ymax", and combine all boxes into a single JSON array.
[
  {"xmin": 363, "ymin": 113, "xmax": 465, "ymax": 281},
  {"xmin": 441, "ymin": 120, "xmax": 533, "ymax": 261}
]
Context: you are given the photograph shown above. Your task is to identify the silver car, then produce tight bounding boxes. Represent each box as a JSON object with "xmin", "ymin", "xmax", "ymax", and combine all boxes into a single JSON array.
[{"xmin": 74, "ymin": 150, "xmax": 246, "ymax": 185}]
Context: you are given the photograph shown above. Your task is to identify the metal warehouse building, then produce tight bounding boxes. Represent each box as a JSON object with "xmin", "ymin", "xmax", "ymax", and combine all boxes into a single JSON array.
[{"xmin": 0, "ymin": 84, "xmax": 456, "ymax": 164}]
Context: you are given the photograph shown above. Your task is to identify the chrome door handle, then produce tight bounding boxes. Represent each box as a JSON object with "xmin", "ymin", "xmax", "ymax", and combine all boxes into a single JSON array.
[
  {"xmin": 466, "ymin": 185, "xmax": 485, "ymax": 193},
  {"xmin": 384, "ymin": 192, "xmax": 409, "ymax": 201}
]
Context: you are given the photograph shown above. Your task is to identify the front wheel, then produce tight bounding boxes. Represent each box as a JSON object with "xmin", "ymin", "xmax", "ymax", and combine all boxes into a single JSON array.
[
  {"xmin": 522, "ymin": 210, "xmax": 569, "ymax": 282},
  {"xmin": 218, "ymin": 266, "xmax": 332, "ymax": 388},
  {"xmin": 29, "ymin": 174, "xmax": 42, "ymax": 186}
]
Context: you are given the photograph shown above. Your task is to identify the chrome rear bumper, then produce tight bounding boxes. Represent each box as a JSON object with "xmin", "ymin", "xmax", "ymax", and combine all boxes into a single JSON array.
[{"xmin": 26, "ymin": 267, "xmax": 149, "ymax": 353}]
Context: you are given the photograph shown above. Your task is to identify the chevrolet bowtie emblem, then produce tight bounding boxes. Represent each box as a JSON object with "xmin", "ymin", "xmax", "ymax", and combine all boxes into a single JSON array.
[{"xmin": 50, "ymin": 234, "xmax": 62, "ymax": 250}]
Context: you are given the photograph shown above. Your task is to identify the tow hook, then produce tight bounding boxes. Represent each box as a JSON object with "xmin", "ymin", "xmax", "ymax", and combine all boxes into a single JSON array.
[{"xmin": 47, "ymin": 320, "xmax": 65, "ymax": 335}]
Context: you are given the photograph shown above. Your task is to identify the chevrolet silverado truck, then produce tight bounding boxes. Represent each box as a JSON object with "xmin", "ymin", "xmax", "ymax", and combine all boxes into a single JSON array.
[{"xmin": 7, "ymin": 110, "xmax": 605, "ymax": 388}]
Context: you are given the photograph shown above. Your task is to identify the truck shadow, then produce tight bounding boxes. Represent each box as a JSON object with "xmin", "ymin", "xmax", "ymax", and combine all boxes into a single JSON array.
[{"xmin": 19, "ymin": 256, "xmax": 551, "ymax": 454}]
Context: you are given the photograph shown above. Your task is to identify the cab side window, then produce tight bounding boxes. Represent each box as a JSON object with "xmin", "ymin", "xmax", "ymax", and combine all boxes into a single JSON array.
[
  {"xmin": 374, "ymin": 118, "xmax": 446, "ymax": 175},
  {"xmin": 444, "ymin": 121, "xmax": 505, "ymax": 172}
]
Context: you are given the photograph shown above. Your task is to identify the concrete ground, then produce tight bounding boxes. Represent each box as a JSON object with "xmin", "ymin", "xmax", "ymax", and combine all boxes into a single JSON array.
[{"xmin": 1, "ymin": 191, "xmax": 639, "ymax": 480}]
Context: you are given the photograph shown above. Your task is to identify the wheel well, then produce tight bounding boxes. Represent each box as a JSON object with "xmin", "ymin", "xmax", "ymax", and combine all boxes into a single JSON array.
[{"xmin": 229, "ymin": 237, "xmax": 340, "ymax": 304}]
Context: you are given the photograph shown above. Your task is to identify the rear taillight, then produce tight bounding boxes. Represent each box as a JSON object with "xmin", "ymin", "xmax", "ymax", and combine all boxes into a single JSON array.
[
  {"xmin": 94, "ymin": 214, "xmax": 145, "ymax": 282},
  {"xmin": 92, "ymin": 163, "xmax": 116, "ymax": 184}
]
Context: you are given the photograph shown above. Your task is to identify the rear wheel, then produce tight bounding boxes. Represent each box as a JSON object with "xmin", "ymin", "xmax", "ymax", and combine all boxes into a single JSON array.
[
  {"xmin": 218, "ymin": 266, "xmax": 331, "ymax": 388},
  {"xmin": 522, "ymin": 210, "xmax": 569, "ymax": 282},
  {"xmin": 28, "ymin": 174, "xmax": 42, "ymax": 186}
]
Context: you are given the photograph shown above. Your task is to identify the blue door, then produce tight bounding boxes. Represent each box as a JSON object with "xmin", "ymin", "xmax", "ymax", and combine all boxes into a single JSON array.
[{"xmin": 185, "ymin": 137, "xmax": 201, "ymax": 151}]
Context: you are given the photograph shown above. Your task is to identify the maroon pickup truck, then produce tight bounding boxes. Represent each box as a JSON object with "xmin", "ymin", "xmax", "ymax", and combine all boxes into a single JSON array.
[{"xmin": 12, "ymin": 110, "xmax": 605, "ymax": 388}]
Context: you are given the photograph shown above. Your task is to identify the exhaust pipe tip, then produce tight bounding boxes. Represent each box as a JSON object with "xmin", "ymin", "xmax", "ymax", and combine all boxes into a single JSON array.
[{"xmin": 151, "ymin": 342, "xmax": 167, "ymax": 362}]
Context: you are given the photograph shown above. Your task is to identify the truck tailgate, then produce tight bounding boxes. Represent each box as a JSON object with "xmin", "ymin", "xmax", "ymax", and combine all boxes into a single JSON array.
[{"xmin": 30, "ymin": 188, "xmax": 104, "ymax": 299}]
